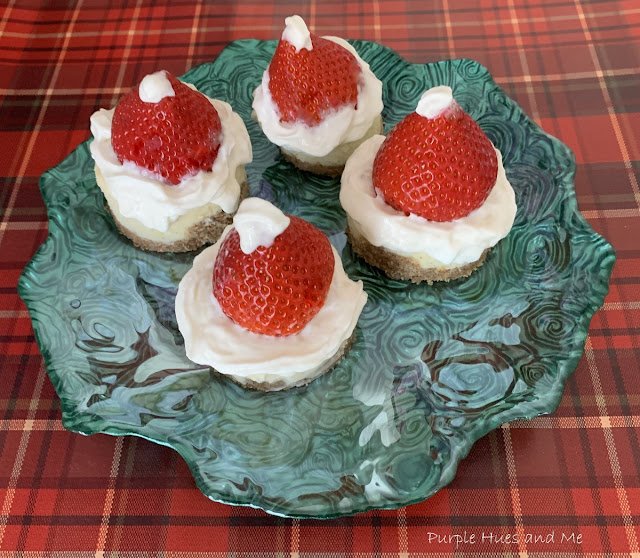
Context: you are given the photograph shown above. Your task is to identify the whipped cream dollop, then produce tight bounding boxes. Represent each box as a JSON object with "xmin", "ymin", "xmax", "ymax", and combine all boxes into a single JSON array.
[
  {"xmin": 90, "ymin": 83, "xmax": 252, "ymax": 232},
  {"xmin": 138, "ymin": 70, "xmax": 175, "ymax": 103},
  {"xmin": 340, "ymin": 135, "xmax": 517, "ymax": 266},
  {"xmin": 175, "ymin": 227, "xmax": 368, "ymax": 385},
  {"xmin": 233, "ymin": 197, "xmax": 290, "ymax": 254},
  {"xmin": 281, "ymin": 15, "xmax": 313, "ymax": 51},
  {"xmin": 252, "ymin": 21, "xmax": 383, "ymax": 158},
  {"xmin": 416, "ymin": 86, "xmax": 454, "ymax": 118}
]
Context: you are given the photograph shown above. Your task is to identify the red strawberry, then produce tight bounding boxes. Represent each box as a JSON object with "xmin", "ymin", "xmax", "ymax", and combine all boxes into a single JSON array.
[
  {"xmin": 212, "ymin": 216, "xmax": 335, "ymax": 336},
  {"xmin": 372, "ymin": 100, "xmax": 498, "ymax": 222},
  {"xmin": 111, "ymin": 71, "xmax": 221, "ymax": 185},
  {"xmin": 268, "ymin": 34, "xmax": 361, "ymax": 126}
]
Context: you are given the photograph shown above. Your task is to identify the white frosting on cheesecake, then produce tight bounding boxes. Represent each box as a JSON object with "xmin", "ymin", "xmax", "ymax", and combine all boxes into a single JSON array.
[
  {"xmin": 415, "ymin": 85, "xmax": 453, "ymax": 118},
  {"xmin": 233, "ymin": 198, "xmax": 290, "ymax": 254},
  {"xmin": 281, "ymin": 15, "xmax": 313, "ymax": 51},
  {"xmin": 175, "ymin": 226, "xmax": 367, "ymax": 386},
  {"xmin": 252, "ymin": 17, "xmax": 383, "ymax": 159},
  {"xmin": 138, "ymin": 70, "xmax": 175, "ymax": 103},
  {"xmin": 340, "ymin": 135, "xmax": 517, "ymax": 267},
  {"xmin": 90, "ymin": 82, "xmax": 252, "ymax": 233}
]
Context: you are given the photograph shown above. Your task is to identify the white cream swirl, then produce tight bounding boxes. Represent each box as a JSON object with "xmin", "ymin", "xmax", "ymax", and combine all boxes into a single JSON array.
[
  {"xmin": 89, "ymin": 86, "xmax": 252, "ymax": 232},
  {"xmin": 233, "ymin": 197, "xmax": 290, "ymax": 254},
  {"xmin": 252, "ymin": 36, "xmax": 383, "ymax": 158},
  {"xmin": 416, "ymin": 85, "xmax": 453, "ymax": 118},
  {"xmin": 175, "ymin": 228, "xmax": 367, "ymax": 385},
  {"xmin": 138, "ymin": 70, "xmax": 175, "ymax": 103},
  {"xmin": 340, "ymin": 135, "xmax": 517, "ymax": 266},
  {"xmin": 281, "ymin": 15, "xmax": 313, "ymax": 51}
]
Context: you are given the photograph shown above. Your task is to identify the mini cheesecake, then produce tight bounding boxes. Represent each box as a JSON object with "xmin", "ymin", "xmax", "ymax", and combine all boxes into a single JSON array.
[
  {"xmin": 252, "ymin": 15, "xmax": 383, "ymax": 176},
  {"xmin": 90, "ymin": 70, "xmax": 252, "ymax": 252},
  {"xmin": 340, "ymin": 86, "xmax": 517, "ymax": 283},
  {"xmin": 175, "ymin": 198, "xmax": 367, "ymax": 390}
]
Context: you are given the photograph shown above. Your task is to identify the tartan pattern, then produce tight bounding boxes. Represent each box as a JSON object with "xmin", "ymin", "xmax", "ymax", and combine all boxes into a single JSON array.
[{"xmin": 1, "ymin": 0, "xmax": 639, "ymax": 554}]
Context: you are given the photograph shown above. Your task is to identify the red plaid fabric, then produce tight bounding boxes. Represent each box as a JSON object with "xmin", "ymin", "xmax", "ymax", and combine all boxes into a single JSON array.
[{"xmin": 1, "ymin": 0, "xmax": 639, "ymax": 555}]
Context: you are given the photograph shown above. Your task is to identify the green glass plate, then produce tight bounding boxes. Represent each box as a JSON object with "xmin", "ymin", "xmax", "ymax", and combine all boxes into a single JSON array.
[{"xmin": 18, "ymin": 40, "xmax": 615, "ymax": 518}]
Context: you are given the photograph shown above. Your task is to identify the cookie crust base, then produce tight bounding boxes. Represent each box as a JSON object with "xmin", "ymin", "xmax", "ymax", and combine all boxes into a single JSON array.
[
  {"xmin": 106, "ymin": 181, "xmax": 249, "ymax": 253},
  {"xmin": 280, "ymin": 115, "xmax": 384, "ymax": 177},
  {"xmin": 347, "ymin": 222, "xmax": 488, "ymax": 284},
  {"xmin": 280, "ymin": 150, "xmax": 345, "ymax": 177},
  {"xmin": 223, "ymin": 331, "xmax": 356, "ymax": 392}
]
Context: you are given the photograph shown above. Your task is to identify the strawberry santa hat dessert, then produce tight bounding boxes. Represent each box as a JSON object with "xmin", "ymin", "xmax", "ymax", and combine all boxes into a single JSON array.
[
  {"xmin": 175, "ymin": 197, "xmax": 367, "ymax": 390},
  {"xmin": 252, "ymin": 15, "xmax": 383, "ymax": 177},
  {"xmin": 340, "ymin": 86, "xmax": 517, "ymax": 283},
  {"xmin": 90, "ymin": 70, "xmax": 252, "ymax": 252}
]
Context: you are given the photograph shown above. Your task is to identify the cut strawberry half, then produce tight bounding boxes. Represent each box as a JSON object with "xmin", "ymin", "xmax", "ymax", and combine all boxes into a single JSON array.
[
  {"xmin": 267, "ymin": 17, "xmax": 361, "ymax": 127},
  {"xmin": 372, "ymin": 87, "xmax": 498, "ymax": 222},
  {"xmin": 213, "ymin": 214, "xmax": 335, "ymax": 337},
  {"xmin": 111, "ymin": 71, "xmax": 222, "ymax": 186}
]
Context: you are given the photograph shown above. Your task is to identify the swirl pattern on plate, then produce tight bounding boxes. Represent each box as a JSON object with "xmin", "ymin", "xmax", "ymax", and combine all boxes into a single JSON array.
[{"xmin": 18, "ymin": 41, "xmax": 615, "ymax": 518}]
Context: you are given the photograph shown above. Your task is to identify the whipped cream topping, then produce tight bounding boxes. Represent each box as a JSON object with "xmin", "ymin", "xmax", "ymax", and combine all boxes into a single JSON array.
[
  {"xmin": 416, "ymin": 86, "xmax": 453, "ymax": 119},
  {"xmin": 175, "ymin": 227, "xmax": 367, "ymax": 383},
  {"xmin": 252, "ymin": 34, "xmax": 383, "ymax": 158},
  {"xmin": 90, "ymin": 83, "xmax": 252, "ymax": 232},
  {"xmin": 138, "ymin": 70, "xmax": 175, "ymax": 103},
  {"xmin": 233, "ymin": 197, "xmax": 290, "ymax": 254},
  {"xmin": 282, "ymin": 15, "xmax": 312, "ymax": 51},
  {"xmin": 340, "ymin": 135, "xmax": 517, "ymax": 266}
]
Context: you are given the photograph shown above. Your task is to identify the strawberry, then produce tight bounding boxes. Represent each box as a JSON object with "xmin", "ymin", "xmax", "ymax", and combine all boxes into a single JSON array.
[
  {"xmin": 111, "ymin": 71, "xmax": 222, "ymax": 186},
  {"xmin": 372, "ymin": 101, "xmax": 498, "ymax": 222},
  {"xmin": 268, "ymin": 35, "xmax": 361, "ymax": 126},
  {"xmin": 212, "ymin": 216, "xmax": 335, "ymax": 336}
]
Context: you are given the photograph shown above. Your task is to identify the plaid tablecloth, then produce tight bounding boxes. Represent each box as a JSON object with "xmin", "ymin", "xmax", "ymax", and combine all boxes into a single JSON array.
[{"xmin": 1, "ymin": 1, "xmax": 639, "ymax": 556}]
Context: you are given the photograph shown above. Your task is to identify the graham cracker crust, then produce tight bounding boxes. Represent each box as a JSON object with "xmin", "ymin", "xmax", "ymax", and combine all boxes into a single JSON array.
[
  {"xmin": 224, "ymin": 330, "xmax": 356, "ymax": 392},
  {"xmin": 107, "ymin": 181, "xmax": 249, "ymax": 253},
  {"xmin": 346, "ymin": 224, "xmax": 489, "ymax": 284},
  {"xmin": 279, "ymin": 115, "xmax": 384, "ymax": 178},
  {"xmin": 280, "ymin": 150, "xmax": 345, "ymax": 177}
]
